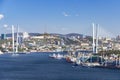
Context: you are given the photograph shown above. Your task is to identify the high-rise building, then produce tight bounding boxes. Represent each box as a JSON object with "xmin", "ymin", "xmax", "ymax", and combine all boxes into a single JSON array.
[{"xmin": 1, "ymin": 34, "xmax": 6, "ymax": 40}]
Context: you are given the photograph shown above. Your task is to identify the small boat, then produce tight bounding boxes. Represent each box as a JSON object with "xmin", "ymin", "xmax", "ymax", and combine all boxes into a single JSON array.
[
  {"xmin": 55, "ymin": 53, "xmax": 63, "ymax": 59},
  {"xmin": 49, "ymin": 53, "xmax": 63, "ymax": 59},
  {"xmin": 81, "ymin": 62, "xmax": 100, "ymax": 68},
  {"xmin": 49, "ymin": 53, "xmax": 56, "ymax": 58},
  {"xmin": 66, "ymin": 56, "xmax": 73, "ymax": 63}
]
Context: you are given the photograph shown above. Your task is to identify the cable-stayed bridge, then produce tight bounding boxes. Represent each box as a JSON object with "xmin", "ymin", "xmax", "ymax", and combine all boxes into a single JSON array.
[{"xmin": 85, "ymin": 24, "xmax": 116, "ymax": 39}]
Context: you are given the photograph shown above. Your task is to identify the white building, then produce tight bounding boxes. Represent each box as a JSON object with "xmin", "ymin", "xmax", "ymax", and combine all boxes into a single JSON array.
[{"xmin": 23, "ymin": 32, "xmax": 29, "ymax": 38}]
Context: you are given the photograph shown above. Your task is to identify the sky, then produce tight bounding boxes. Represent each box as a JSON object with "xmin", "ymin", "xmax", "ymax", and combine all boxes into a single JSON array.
[{"xmin": 0, "ymin": 0, "xmax": 120, "ymax": 37}]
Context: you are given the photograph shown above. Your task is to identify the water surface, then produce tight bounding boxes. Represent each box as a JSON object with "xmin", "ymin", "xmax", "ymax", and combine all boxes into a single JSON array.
[{"xmin": 0, "ymin": 52, "xmax": 120, "ymax": 80}]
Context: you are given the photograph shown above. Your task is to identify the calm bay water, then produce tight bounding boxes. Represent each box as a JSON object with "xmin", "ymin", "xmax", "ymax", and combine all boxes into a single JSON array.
[{"xmin": 0, "ymin": 52, "xmax": 120, "ymax": 80}]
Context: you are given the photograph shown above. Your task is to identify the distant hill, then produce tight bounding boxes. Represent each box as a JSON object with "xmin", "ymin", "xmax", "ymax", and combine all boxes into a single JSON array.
[
  {"xmin": 28, "ymin": 33, "xmax": 64, "ymax": 37},
  {"xmin": 65, "ymin": 33, "xmax": 83, "ymax": 38},
  {"xmin": 4, "ymin": 33, "xmax": 25, "ymax": 37},
  {"xmin": 1, "ymin": 32, "xmax": 86, "ymax": 39},
  {"xmin": 29, "ymin": 33, "xmax": 42, "ymax": 36}
]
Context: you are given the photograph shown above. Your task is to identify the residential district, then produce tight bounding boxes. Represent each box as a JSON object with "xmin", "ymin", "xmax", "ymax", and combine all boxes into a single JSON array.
[{"xmin": 0, "ymin": 32, "xmax": 120, "ymax": 55}]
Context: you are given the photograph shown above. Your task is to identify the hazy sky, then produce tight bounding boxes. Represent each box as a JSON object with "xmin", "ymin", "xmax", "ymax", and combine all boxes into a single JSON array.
[{"xmin": 0, "ymin": 0, "xmax": 120, "ymax": 36}]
